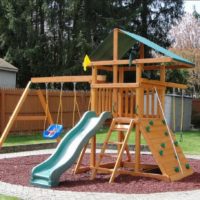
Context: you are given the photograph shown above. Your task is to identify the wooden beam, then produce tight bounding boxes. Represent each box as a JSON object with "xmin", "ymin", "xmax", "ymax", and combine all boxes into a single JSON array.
[
  {"xmin": 172, "ymin": 59, "xmax": 194, "ymax": 68},
  {"xmin": 74, "ymin": 144, "xmax": 88, "ymax": 174},
  {"xmin": 135, "ymin": 63, "xmax": 143, "ymax": 172},
  {"xmin": 31, "ymin": 75, "xmax": 106, "ymax": 83},
  {"xmin": 140, "ymin": 43, "xmax": 144, "ymax": 59},
  {"xmin": 142, "ymin": 65, "xmax": 192, "ymax": 70},
  {"xmin": 118, "ymin": 68, "xmax": 124, "ymax": 117},
  {"xmin": 89, "ymin": 57, "xmax": 173, "ymax": 66},
  {"xmin": 96, "ymin": 66, "xmax": 113, "ymax": 71},
  {"xmin": 113, "ymin": 28, "xmax": 119, "ymax": 117},
  {"xmin": 160, "ymin": 66, "xmax": 166, "ymax": 112},
  {"xmin": 90, "ymin": 66, "xmax": 98, "ymax": 171},
  {"xmin": 141, "ymin": 78, "xmax": 187, "ymax": 89},
  {"xmin": 96, "ymin": 64, "xmax": 193, "ymax": 72},
  {"xmin": 91, "ymin": 83, "xmax": 139, "ymax": 89},
  {"xmin": 0, "ymin": 81, "xmax": 31, "ymax": 148}
]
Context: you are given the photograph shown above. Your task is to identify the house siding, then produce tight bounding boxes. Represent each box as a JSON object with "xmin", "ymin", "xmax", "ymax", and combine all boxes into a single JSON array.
[{"xmin": 0, "ymin": 70, "xmax": 17, "ymax": 88}]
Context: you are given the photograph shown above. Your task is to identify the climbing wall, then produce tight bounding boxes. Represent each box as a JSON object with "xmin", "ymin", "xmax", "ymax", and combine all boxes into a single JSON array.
[{"xmin": 140, "ymin": 118, "xmax": 193, "ymax": 181}]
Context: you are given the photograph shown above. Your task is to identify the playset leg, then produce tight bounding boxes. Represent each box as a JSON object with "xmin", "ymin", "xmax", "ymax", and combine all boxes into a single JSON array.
[{"xmin": 74, "ymin": 143, "xmax": 88, "ymax": 174}]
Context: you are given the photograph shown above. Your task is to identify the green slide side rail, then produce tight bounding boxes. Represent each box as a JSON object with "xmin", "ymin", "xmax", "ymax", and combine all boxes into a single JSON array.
[{"xmin": 30, "ymin": 111, "xmax": 111, "ymax": 187}]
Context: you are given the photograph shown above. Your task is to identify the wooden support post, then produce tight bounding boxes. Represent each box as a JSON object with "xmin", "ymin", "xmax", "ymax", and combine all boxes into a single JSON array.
[
  {"xmin": 1, "ymin": 89, "xmax": 5, "ymax": 133},
  {"xmin": 91, "ymin": 66, "xmax": 97, "ymax": 112},
  {"xmin": 118, "ymin": 68, "xmax": 124, "ymax": 159},
  {"xmin": 113, "ymin": 28, "xmax": 122, "ymax": 157},
  {"xmin": 90, "ymin": 136, "xmax": 96, "ymax": 168},
  {"xmin": 0, "ymin": 81, "xmax": 31, "ymax": 148},
  {"xmin": 135, "ymin": 62, "xmax": 143, "ymax": 172},
  {"xmin": 118, "ymin": 68, "xmax": 124, "ymax": 116},
  {"xmin": 74, "ymin": 143, "xmax": 88, "ymax": 174},
  {"xmin": 90, "ymin": 65, "xmax": 98, "ymax": 169},
  {"xmin": 134, "ymin": 44, "xmax": 145, "ymax": 172},
  {"xmin": 139, "ymin": 43, "xmax": 144, "ymax": 59},
  {"xmin": 113, "ymin": 28, "xmax": 119, "ymax": 117},
  {"xmin": 160, "ymin": 66, "xmax": 166, "ymax": 111}
]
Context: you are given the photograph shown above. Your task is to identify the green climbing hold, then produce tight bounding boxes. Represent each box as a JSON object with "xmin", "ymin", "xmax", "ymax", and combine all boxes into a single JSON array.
[
  {"xmin": 164, "ymin": 131, "xmax": 168, "ymax": 136},
  {"xmin": 174, "ymin": 166, "xmax": 180, "ymax": 173},
  {"xmin": 146, "ymin": 126, "xmax": 151, "ymax": 133},
  {"xmin": 185, "ymin": 163, "xmax": 190, "ymax": 169},
  {"xmin": 160, "ymin": 143, "xmax": 166, "ymax": 148},
  {"xmin": 162, "ymin": 119, "xmax": 166, "ymax": 125},
  {"xmin": 174, "ymin": 140, "xmax": 179, "ymax": 147},
  {"xmin": 159, "ymin": 150, "xmax": 164, "ymax": 156},
  {"xmin": 149, "ymin": 120, "xmax": 154, "ymax": 126}
]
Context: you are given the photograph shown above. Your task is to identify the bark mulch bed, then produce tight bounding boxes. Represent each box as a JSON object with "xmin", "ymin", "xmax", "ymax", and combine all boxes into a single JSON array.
[{"xmin": 0, "ymin": 154, "xmax": 200, "ymax": 194}]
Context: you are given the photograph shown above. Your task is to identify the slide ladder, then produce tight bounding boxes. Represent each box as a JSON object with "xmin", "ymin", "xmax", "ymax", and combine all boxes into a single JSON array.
[
  {"xmin": 92, "ymin": 117, "xmax": 135, "ymax": 183},
  {"xmin": 140, "ymin": 118, "xmax": 193, "ymax": 181}
]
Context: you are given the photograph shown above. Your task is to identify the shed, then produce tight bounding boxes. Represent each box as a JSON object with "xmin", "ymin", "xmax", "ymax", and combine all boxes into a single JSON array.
[{"xmin": 0, "ymin": 58, "xmax": 18, "ymax": 88}]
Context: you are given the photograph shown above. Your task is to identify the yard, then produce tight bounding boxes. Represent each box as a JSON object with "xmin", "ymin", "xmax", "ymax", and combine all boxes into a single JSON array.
[{"xmin": 2, "ymin": 129, "xmax": 200, "ymax": 155}]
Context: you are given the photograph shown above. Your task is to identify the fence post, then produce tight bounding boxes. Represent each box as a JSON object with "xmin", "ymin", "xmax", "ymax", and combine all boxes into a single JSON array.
[{"xmin": 1, "ymin": 89, "xmax": 5, "ymax": 133}]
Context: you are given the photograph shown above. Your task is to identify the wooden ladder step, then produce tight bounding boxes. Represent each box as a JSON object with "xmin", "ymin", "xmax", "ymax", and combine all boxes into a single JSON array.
[
  {"xmin": 99, "ymin": 153, "xmax": 118, "ymax": 158},
  {"xmin": 112, "ymin": 124, "xmax": 130, "ymax": 131},
  {"xmin": 114, "ymin": 117, "xmax": 133, "ymax": 124},
  {"xmin": 112, "ymin": 128, "xmax": 129, "ymax": 132}
]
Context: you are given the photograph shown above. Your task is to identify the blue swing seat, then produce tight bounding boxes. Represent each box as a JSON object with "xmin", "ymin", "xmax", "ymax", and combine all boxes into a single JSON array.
[{"xmin": 43, "ymin": 124, "xmax": 63, "ymax": 139}]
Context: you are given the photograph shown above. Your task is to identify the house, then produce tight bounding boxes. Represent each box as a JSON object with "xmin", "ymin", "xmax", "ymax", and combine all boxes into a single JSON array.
[{"xmin": 0, "ymin": 58, "xmax": 18, "ymax": 88}]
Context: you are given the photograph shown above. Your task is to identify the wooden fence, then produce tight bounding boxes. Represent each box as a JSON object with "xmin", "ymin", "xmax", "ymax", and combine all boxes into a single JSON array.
[
  {"xmin": 192, "ymin": 98, "xmax": 200, "ymax": 128},
  {"xmin": 0, "ymin": 88, "xmax": 90, "ymax": 134}
]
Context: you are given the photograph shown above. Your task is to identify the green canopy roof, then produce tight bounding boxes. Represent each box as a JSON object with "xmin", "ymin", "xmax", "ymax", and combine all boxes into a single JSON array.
[{"xmin": 90, "ymin": 29, "xmax": 194, "ymax": 67}]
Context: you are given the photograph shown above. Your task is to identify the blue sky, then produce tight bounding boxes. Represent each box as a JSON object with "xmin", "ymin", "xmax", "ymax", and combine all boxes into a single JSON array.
[{"xmin": 184, "ymin": 0, "xmax": 200, "ymax": 13}]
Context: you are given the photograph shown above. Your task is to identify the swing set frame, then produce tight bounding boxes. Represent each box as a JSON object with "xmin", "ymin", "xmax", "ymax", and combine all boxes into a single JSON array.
[
  {"xmin": 0, "ymin": 75, "xmax": 106, "ymax": 146},
  {"xmin": 0, "ymin": 28, "xmax": 195, "ymax": 183}
]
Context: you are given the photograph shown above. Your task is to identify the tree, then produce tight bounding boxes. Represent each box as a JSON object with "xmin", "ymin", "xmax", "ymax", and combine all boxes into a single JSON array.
[
  {"xmin": 169, "ymin": 13, "xmax": 200, "ymax": 49},
  {"xmin": 0, "ymin": 0, "xmax": 185, "ymax": 87},
  {"xmin": 168, "ymin": 12, "xmax": 200, "ymax": 97}
]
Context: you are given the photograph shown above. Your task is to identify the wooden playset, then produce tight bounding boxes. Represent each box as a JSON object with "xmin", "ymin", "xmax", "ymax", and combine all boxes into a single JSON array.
[{"xmin": 0, "ymin": 28, "xmax": 194, "ymax": 183}]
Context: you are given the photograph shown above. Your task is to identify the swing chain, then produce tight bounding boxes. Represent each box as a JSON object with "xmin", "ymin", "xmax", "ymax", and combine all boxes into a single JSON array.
[
  {"xmin": 43, "ymin": 83, "xmax": 49, "ymax": 131},
  {"xmin": 56, "ymin": 82, "xmax": 64, "ymax": 125}
]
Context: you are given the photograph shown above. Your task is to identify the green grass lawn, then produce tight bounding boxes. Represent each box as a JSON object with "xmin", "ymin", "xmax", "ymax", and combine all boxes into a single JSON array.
[
  {"xmin": 3, "ymin": 134, "xmax": 54, "ymax": 147},
  {"xmin": 0, "ymin": 194, "xmax": 20, "ymax": 200},
  {"xmin": 2, "ymin": 129, "xmax": 200, "ymax": 154},
  {"xmin": 97, "ymin": 129, "xmax": 200, "ymax": 154}
]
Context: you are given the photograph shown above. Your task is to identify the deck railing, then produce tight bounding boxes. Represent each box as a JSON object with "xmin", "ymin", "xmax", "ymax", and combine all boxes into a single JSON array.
[
  {"xmin": 143, "ymin": 88, "xmax": 160, "ymax": 118},
  {"xmin": 92, "ymin": 83, "xmax": 139, "ymax": 117},
  {"xmin": 92, "ymin": 82, "xmax": 164, "ymax": 118}
]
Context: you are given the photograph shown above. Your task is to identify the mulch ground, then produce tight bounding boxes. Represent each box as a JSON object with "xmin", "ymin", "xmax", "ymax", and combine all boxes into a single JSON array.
[{"xmin": 0, "ymin": 154, "xmax": 200, "ymax": 194}]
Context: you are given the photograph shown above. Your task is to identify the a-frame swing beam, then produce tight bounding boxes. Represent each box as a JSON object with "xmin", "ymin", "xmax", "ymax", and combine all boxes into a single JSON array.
[
  {"xmin": 0, "ymin": 75, "xmax": 107, "ymax": 148},
  {"xmin": 0, "ymin": 81, "xmax": 32, "ymax": 147},
  {"xmin": 31, "ymin": 75, "xmax": 106, "ymax": 83}
]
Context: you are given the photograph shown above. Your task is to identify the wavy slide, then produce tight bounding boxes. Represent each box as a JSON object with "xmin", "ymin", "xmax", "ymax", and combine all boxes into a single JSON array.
[{"xmin": 30, "ymin": 111, "xmax": 111, "ymax": 187}]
